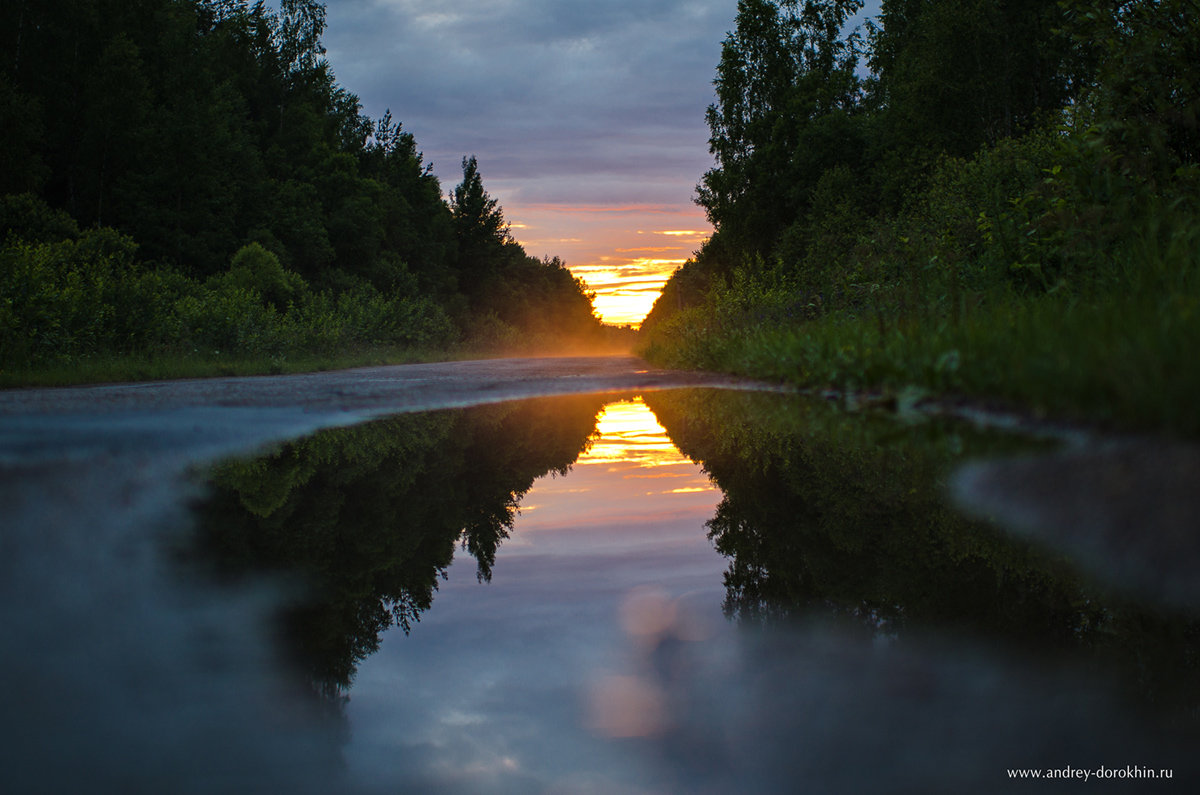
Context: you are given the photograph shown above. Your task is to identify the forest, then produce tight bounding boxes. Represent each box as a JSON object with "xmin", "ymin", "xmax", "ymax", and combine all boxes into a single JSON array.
[
  {"xmin": 0, "ymin": 0, "xmax": 609, "ymax": 384},
  {"xmin": 641, "ymin": 0, "xmax": 1200, "ymax": 434}
]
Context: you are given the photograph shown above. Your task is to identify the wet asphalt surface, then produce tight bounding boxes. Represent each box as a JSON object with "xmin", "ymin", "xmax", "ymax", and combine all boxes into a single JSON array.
[{"xmin": 0, "ymin": 356, "xmax": 754, "ymax": 467}]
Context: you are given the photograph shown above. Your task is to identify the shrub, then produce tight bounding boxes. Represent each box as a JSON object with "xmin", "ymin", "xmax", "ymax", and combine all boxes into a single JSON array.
[
  {"xmin": 0, "ymin": 193, "xmax": 78, "ymax": 244},
  {"xmin": 216, "ymin": 242, "xmax": 308, "ymax": 310},
  {"xmin": 382, "ymin": 295, "xmax": 455, "ymax": 347},
  {"xmin": 172, "ymin": 284, "xmax": 287, "ymax": 355},
  {"xmin": 462, "ymin": 311, "xmax": 521, "ymax": 352},
  {"xmin": 0, "ymin": 233, "xmax": 127, "ymax": 363}
]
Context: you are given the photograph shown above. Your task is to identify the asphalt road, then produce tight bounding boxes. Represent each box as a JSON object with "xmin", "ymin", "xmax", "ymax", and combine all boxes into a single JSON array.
[
  {"xmin": 0, "ymin": 355, "xmax": 756, "ymax": 465},
  {"xmin": 0, "ymin": 354, "xmax": 752, "ymax": 416}
]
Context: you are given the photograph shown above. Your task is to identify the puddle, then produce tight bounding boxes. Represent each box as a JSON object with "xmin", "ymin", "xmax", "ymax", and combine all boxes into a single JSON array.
[
  {"xmin": 5, "ymin": 388, "xmax": 1196, "ymax": 792},
  {"xmin": 187, "ymin": 390, "xmax": 1200, "ymax": 790}
]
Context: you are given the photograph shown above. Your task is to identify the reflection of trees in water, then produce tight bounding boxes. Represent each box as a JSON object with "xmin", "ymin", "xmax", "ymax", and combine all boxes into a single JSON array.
[
  {"xmin": 645, "ymin": 389, "xmax": 1200, "ymax": 713},
  {"xmin": 191, "ymin": 395, "xmax": 607, "ymax": 699}
]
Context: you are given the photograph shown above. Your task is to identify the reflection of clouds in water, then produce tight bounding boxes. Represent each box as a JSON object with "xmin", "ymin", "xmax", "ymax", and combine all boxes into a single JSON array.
[
  {"xmin": 625, "ymin": 470, "xmax": 694, "ymax": 479},
  {"xmin": 347, "ymin": 549, "xmax": 709, "ymax": 793},
  {"xmin": 954, "ymin": 441, "xmax": 1200, "ymax": 609},
  {"xmin": 582, "ymin": 608, "xmax": 1194, "ymax": 793},
  {"xmin": 267, "ymin": 392, "xmax": 1193, "ymax": 793},
  {"xmin": 1, "ymin": 458, "xmax": 348, "ymax": 794},
  {"xmin": 587, "ymin": 586, "xmax": 719, "ymax": 739},
  {"xmin": 345, "ymin": 400, "xmax": 727, "ymax": 792},
  {"xmin": 587, "ymin": 674, "xmax": 669, "ymax": 738},
  {"xmin": 511, "ymin": 398, "xmax": 718, "ymax": 543}
]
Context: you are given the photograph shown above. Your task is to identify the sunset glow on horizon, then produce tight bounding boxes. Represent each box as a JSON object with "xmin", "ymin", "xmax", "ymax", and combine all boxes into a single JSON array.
[{"xmin": 504, "ymin": 201, "xmax": 712, "ymax": 327}]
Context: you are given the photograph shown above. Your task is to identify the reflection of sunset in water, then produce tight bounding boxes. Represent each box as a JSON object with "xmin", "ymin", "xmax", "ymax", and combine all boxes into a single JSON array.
[
  {"xmin": 516, "ymin": 398, "xmax": 719, "ymax": 525},
  {"xmin": 578, "ymin": 399, "xmax": 689, "ymax": 469},
  {"xmin": 504, "ymin": 398, "xmax": 725, "ymax": 741}
]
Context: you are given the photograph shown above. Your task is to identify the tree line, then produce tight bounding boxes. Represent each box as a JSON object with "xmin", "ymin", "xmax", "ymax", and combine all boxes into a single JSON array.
[
  {"xmin": 641, "ymin": 0, "xmax": 1200, "ymax": 433},
  {"xmin": 0, "ymin": 0, "xmax": 606, "ymax": 372},
  {"xmin": 667, "ymin": 0, "xmax": 1197, "ymax": 292}
]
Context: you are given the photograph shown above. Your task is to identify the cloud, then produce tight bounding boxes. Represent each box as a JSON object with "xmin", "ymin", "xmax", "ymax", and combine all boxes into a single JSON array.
[{"xmin": 321, "ymin": 0, "xmax": 732, "ymax": 205}]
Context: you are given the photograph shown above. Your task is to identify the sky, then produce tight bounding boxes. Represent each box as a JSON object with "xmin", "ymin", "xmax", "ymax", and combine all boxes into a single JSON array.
[{"xmin": 316, "ymin": 1, "xmax": 881, "ymax": 325}]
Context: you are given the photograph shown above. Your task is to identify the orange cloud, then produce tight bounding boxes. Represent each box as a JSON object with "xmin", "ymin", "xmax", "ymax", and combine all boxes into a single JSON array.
[{"xmin": 574, "ymin": 258, "xmax": 687, "ymax": 326}]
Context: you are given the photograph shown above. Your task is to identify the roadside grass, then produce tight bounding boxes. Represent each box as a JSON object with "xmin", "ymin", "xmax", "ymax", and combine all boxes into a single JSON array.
[
  {"xmin": 0, "ymin": 346, "xmax": 461, "ymax": 389},
  {"xmin": 700, "ymin": 292, "xmax": 1198, "ymax": 432},
  {"xmin": 641, "ymin": 225, "xmax": 1200, "ymax": 436}
]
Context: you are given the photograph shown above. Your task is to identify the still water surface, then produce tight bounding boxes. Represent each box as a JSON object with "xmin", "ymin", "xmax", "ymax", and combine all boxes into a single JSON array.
[
  {"xmin": 183, "ymin": 389, "xmax": 1199, "ymax": 792},
  {"xmin": 345, "ymin": 399, "xmax": 727, "ymax": 792}
]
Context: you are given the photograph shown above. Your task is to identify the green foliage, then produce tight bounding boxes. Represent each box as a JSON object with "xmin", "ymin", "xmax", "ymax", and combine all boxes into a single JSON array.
[
  {"xmin": 640, "ymin": 257, "xmax": 721, "ymax": 334},
  {"xmin": 218, "ymin": 242, "xmax": 308, "ymax": 309},
  {"xmin": 0, "ymin": 193, "xmax": 79, "ymax": 244},
  {"xmin": 698, "ymin": 0, "xmax": 865, "ymax": 258},
  {"xmin": 642, "ymin": 201, "xmax": 1200, "ymax": 433},
  {"xmin": 172, "ymin": 284, "xmax": 287, "ymax": 356},
  {"xmin": 471, "ymin": 255, "xmax": 604, "ymax": 347},
  {"xmin": 0, "ymin": 0, "xmax": 607, "ymax": 377},
  {"xmin": 0, "ymin": 227, "xmax": 140, "ymax": 362},
  {"xmin": 0, "ymin": 75, "xmax": 47, "ymax": 195},
  {"xmin": 450, "ymin": 155, "xmax": 512, "ymax": 292},
  {"xmin": 460, "ymin": 311, "xmax": 524, "ymax": 353},
  {"xmin": 679, "ymin": 0, "xmax": 1106, "ymax": 294},
  {"xmin": 646, "ymin": 0, "xmax": 1200, "ymax": 434},
  {"xmin": 263, "ymin": 179, "xmax": 337, "ymax": 280},
  {"xmin": 291, "ymin": 287, "xmax": 456, "ymax": 353},
  {"xmin": 1063, "ymin": 0, "xmax": 1200, "ymax": 172},
  {"xmin": 868, "ymin": 0, "xmax": 1076, "ymax": 158},
  {"xmin": 0, "ymin": 221, "xmax": 460, "ymax": 370}
]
